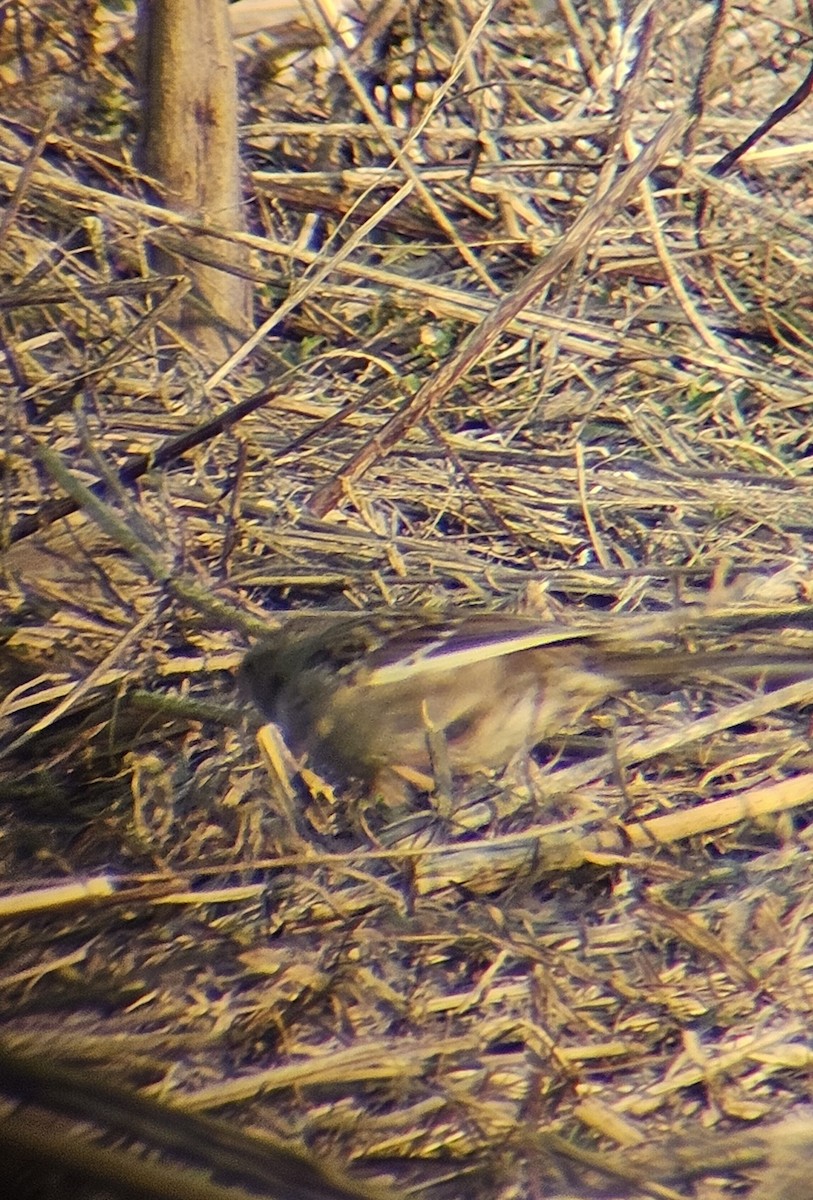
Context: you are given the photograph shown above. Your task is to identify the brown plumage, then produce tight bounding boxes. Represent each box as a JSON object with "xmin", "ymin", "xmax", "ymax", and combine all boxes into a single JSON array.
[{"xmin": 239, "ymin": 611, "xmax": 809, "ymax": 798}]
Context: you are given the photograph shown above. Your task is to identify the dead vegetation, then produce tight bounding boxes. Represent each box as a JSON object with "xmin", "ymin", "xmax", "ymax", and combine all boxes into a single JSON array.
[{"xmin": 3, "ymin": 1, "xmax": 813, "ymax": 1197}]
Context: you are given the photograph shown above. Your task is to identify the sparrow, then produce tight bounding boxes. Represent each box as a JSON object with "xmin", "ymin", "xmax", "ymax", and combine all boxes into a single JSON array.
[{"xmin": 239, "ymin": 610, "xmax": 809, "ymax": 799}]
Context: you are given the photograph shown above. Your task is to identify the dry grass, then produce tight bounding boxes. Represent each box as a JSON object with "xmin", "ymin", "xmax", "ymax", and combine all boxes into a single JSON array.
[{"xmin": 3, "ymin": 1, "xmax": 813, "ymax": 1197}]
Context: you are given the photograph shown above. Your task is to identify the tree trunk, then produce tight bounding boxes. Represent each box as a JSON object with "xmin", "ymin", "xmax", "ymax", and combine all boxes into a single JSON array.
[{"xmin": 136, "ymin": 0, "xmax": 252, "ymax": 358}]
